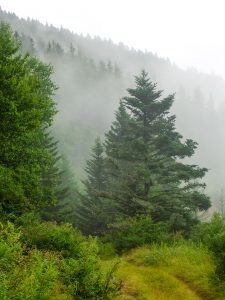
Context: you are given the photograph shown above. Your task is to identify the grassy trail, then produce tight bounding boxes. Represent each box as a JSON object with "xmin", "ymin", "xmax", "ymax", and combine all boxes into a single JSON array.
[
  {"xmin": 111, "ymin": 244, "xmax": 224, "ymax": 300},
  {"xmin": 115, "ymin": 261, "xmax": 202, "ymax": 300}
]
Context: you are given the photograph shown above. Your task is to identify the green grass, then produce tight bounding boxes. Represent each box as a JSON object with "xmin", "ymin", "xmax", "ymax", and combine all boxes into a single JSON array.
[{"xmin": 112, "ymin": 242, "xmax": 225, "ymax": 300}]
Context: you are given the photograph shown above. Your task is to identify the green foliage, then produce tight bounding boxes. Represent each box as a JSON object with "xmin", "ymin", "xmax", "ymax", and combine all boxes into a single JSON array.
[
  {"xmin": 42, "ymin": 154, "xmax": 78, "ymax": 225},
  {"xmin": 191, "ymin": 213, "xmax": 225, "ymax": 279},
  {"xmin": 18, "ymin": 216, "xmax": 84, "ymax": 257},
  {"xmin": 126, "ymin": 71, "xmax": 209, "ymax": 227},
  {"xmin": 8, "ymin": 250, "xmax": 60, "ymax": 300},
  {"xmin": 129, "ymin": 242, "xmax": 210, "ymax": 268},
  {"xmin": 0, "ymin": 221, "xmax": 60, "ymax": 299},
  {"xmin": 0, "ymin": 217, "xmax": 118, "ymax": 299},
  {"xmin": 79, "ymin": 71, "xmax": 210, "ymax": 236},
  {"xmin": 104, "ymin": 101, "xmax": 140, "ymax": 217},
  {"xmin": 0, "ymin": 221, "xmax": 22, "ymax": 272},
  {"xmin": 97, "ymin": 241, "xmax": 118, "ymax": 260},
  {"xmin": 77, "ymin": 137, "xmax": 115, "ymax": 235},
  {"xmin": 103, "ymin": 216, "xmax": 170, "ymax": 253},
  {"xmin": 0, "ymin": 22, "xmax": 59, "ymax": 216}
]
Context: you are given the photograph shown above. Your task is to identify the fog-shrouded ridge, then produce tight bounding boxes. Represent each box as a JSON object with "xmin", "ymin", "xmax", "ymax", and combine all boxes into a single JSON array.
[{"xmin": 1, "ymin": 8, "xmax": 225, "ymax": 208}]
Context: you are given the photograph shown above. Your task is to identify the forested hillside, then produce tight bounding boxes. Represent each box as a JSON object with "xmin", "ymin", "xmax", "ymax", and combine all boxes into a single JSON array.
[
  {"xmin": 1, "ymin": 8, "xmax": 225, "ymax": 205},
  {"xmin": 1, "ymin": 16, "xmax": 225, "ymax": 299}
]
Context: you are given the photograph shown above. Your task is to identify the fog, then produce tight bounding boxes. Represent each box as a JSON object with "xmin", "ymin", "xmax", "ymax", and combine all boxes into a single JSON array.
[
  {"xmin": 1, "ymin": 6, "xmax": 225, "ymax": 209},
  {"xmin": 1, "ymin": 0, "xmax": 225, "ymax": 80}
]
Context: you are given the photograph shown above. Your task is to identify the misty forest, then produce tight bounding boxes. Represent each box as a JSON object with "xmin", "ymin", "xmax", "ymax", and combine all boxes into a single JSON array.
[{"xmin": 0, "ymin": 8, "xmax": 225, "ymax": 300}]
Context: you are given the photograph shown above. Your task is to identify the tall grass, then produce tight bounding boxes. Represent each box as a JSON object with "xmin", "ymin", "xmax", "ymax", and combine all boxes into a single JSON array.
[{"xmin": 114, "ymin": 241, "xmax": 225, "ymax": 300}]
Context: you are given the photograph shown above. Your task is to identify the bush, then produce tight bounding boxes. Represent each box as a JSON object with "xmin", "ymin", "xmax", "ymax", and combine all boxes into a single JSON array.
[
  {"xmin": 8, "ymin": 250, "xmax": 60, "ymax": 299},
  {"xmin": 191, "ymin": 213, "xmax": 225, "ymax": 279},
  {"xmin": 97, "ymin": 241, "xmax": 118, "ymax": 260},
  {"xmin": 0, "ymin": 216, "xmax": 118, "ymax": 299},
  {"xmin": 103, "ymin": 216, "xmax": 170, "ymax": 253},
  {"xmin": 18, "ymin": 214, "xmax": 86, "ymax": 258},
  {"xmin": 0, "ymin": 222, "xmax": 61, "ymax": 299}
]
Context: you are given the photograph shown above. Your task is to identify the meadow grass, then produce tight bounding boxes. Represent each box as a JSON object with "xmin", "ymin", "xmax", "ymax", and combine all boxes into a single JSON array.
[{"xmin": 113, "ymin": 242, "xmax": 225, "ymax": 300}]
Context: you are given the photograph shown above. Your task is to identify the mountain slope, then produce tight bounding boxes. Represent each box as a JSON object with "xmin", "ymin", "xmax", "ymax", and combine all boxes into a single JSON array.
[{"xmin": 1, "ymin": 8, "xmax": 225, "ymax": 204}]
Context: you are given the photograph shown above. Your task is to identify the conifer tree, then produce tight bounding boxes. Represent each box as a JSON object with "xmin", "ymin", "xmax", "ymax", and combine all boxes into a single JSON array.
[
  {"xmin": 114, "ymin": 64, "xmax": 121, "ymax": 78},
  {"xmin": 104, "ymin": 101, "xmax": 143, "ymax": 216},
  {"xmin": 105, "ymin": 71, "xmax": 210, "ymax": 231},
  {"xmin": 77, "ymin": 137, "xmax": 113, "ymax": 235},
  {"xmin": 43, "ymin": 155, "xmax": 78, "ymax": 224},
  {"xmin": 41, "ymin": 131, "xmax": 61, "ymax": 204}
]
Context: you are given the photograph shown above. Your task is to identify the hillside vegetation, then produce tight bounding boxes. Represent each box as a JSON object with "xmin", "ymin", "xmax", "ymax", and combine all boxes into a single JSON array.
[
  {"xmin": 115, "ymin": 243, "xmax": 224, "ymax": 300},
  {"xmin": 1, "ymin": 8, "xmax": 225, "ymax": 202},
  {"xmin": 0, "ymin": 18, "xmax": 225, "ymax": 300}
]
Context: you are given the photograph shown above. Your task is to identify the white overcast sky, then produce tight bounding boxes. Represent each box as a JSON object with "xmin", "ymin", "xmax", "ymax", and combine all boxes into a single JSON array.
[{"xmin": 1, "ymin": 0, "xmax": 225, "ymax": 79}]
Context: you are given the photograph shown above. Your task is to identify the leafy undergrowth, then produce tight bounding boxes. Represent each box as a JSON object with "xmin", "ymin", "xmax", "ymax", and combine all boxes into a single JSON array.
[
  {"xmin": 0, "ymin": 215, "xmax": 118, "ymax": 299},
  {"xmin": 1, "ymin": 216, "xmax": 225, "ymax": 299},
  {"xmin": 113, "ymin": 242, "xmax": 225, "ymax": 300}
]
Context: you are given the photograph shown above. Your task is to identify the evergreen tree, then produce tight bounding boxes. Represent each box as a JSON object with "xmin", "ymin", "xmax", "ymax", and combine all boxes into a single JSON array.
[
  {"xmin": 107, "ymin": 60, "xmax": 113, "ymax": 73},
  {"xmin": 43, "ymin": 155, "xmax": 78, "ymax": 224},
  {"xmin": 46, "ymin": 40, "xmax": 64, "ymax": 56},
  {"xmin": 99, "ymin": 60, "xmax": 107, "ymax": 77},
  {"xmin": 69, "ymin": 43, "xmax": 75, "ymax": 56},
  {"xmin": 77, "ymin": 137, "xmax": 113, "ymax": 235},
  {"xmin": 0, "ymin": 23, "xmax": 58, "ymax": 217},
  {"xmin": 114, "ymin": 64, "xmax": 121, "ymax": 78},
  {"xmin": 105, "ymin": 71, "xmax": 210, "ymax": 231},
  {"xmin": 104, "ymin": 101, "xmax": 143, "ymax": 216},
  {"xmin": 41, "ymin": 131, "xmax": 61, "ymax": 207}
]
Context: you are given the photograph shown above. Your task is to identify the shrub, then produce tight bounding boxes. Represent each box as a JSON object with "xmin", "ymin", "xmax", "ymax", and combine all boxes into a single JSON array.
[
  {"xmin": 97, "ymin": 241, "xmax": 117, "ymax": 260},
  {"xmin": 7, "ymin": 250, "xmax": 60, "ymax": 300},
  {"xmin": 19, "ymin": 218, "xmax": 86, "ymax": 258},
  {"xmin": 103, "ymin": 216, "xmax": 170, "ymax": 253},
  {"xmin": 0, "ymin": 221, "xmax": 22, "ymax": 271},
  {"xmin": 191, "ymin": 213, "xmax": 225, "ymax": 279},
  {"xmin": 0, "ymin": 222, "xmax": 23, "ymax": 299},
  {"xmin": 0, "ymin": 216, "xmax": 118, "ymax": 299}
]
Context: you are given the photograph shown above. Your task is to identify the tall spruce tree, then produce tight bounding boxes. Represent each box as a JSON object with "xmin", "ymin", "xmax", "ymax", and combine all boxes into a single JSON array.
[
  {"xmin": 104, "ymin": 100, "xmax": 144, "ymax": 216},
  {"xmin": 105, "ymin": 71, "xmax": 210, "ymax": 231},
  {"xmin": 42, "ymin": 154, "xmax": 78, "ymax": 224},
  {"xmin": 0, "ymin": 23, "xmax": 58, "ymax": 217},
  {"xmin": 77, "ymin": 137, "xmax": 114, "ymax": 235}
]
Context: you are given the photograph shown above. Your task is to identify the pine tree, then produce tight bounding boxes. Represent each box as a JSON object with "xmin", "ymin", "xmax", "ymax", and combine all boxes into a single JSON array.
[
  {"xmin": 42, "ymin": 155, "xmax": 78, "ymax": 224},
  {"xmin": 104, "ymin": 100, "xmax": 143, "ymax": 216},
  {"xmin": 114, "ymin": 64, "xmax": 121, "ymax": 78},
  {"xmin": 107, "ymin": 60, "xmax": 113, "ymax": 73},
  {"xmin": 77, "ymin": 137, "xmax": 113, "ymax": 235},
  {"xmin": 99, "ymin": 60, "xmax": 107, "ymax": 77},
  {"xmin": 105, "ymin": 71, "xmax": 210, "ymax": 231},
  {"xmin": 46, "ymin": 40, "xmax": 64, "ymax": 56}
]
